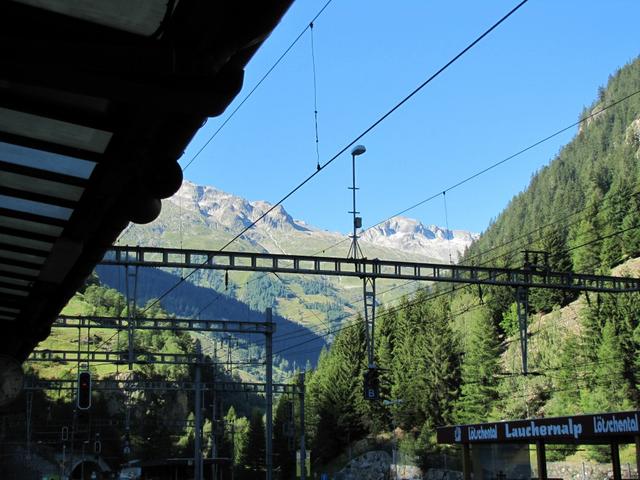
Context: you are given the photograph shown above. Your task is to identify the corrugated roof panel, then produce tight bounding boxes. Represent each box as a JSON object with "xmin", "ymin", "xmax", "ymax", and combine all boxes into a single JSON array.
[
  {"xmin": 0, "ymin": 249, "xmax": 47, "ymax": 265},
  {"xmin": 0, "ymin": 215, "xmax": 65, "ymax": 237},
  {"xmin": 0, "ymin": 171, "xmax": 84, "ymax": 201},
  {"xmin": 0, "ymin": 107, "xmax": 113, "ymax": 153},
  {"xmin": 12, "ymin": 0, "xmax": 170, "ymax": 36},
  {"xmin": 0, "ymin": 275, "xmax": 30, "ymax": 287},
  {"xmin": 0, "ymin": 263, "xmax": 40, "ymax": 277},
  {"xmin": 0, "ymin": 194, "xmax": 73, "ymax": 220},
  {"xmin": 0, "ymin": 141, "xmax": 96, "ymax": 179},
  {"xmin": 0, "ymin": 286, "xmax": 28, "ymax": 297},
  {"xmin": 0, "ymin": 233, "xmax": 53, "ymax": 252}
]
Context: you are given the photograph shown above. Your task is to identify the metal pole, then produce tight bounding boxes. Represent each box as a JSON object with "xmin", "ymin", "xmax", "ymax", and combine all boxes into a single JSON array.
[
  {"xmin": 70, "ymin": 408, "xmax": 77, "ymax": 477},
  {"xmin": 462, "ymin": 444, "xmax": 471, "ymax": 480},
  {"xmin": 347, "ymin": 148, "xmax": 364, "ymax": 261},
  {"xmin": 61, "ymin": 444, "xmax": 66, "ymax": 479},
  {"xmin": 299, "ymin": 372, "xmax": 306, "ymax": 480},
  {"xmin": 363, "ymin": 278, "xmax": 376, "ymax": 368},
  {"xmin": 26, "ymin": 391, "xmax": 32, "ymax": 459},
  {"xmin": 81, "ymin": 442, "xmax": 86, "ymax": 479},
  {"xmin": 535, "ymin": 441, "xmax": 547, "ymax": 480},
  {"xmin": 635, "ymin": 436, "xmax": 640, "ymax": 480},
  {"xmin": 351, "ymin": 153, "xmax": 357, "ymax": 258},
  {"xmin": 266, "ymin": 308, "xmax": 273, "ymax": 480},
  {"xmin": 612, "ymin": 443, "xmax": 622, "ymax": 480},
  {"xmin": 212, "ymin": 395, "xmax": 218, "ymax": 480},
  {"xmin": 194, "ymin": 341, "xmax": 203, "ymax": 480},
  {"xmin": 125, "ymin": 265, "xmax": 132, "ymax": 370},
  {"xmin": 516, "ymin": 287, "xmax": 529, "ymax": 375}
]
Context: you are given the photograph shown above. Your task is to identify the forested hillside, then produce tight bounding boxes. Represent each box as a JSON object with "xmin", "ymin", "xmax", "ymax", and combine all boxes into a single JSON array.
[
  {"xmin": 467, "ymin": 56, "xmax": 640, "ymax": 277},
  {"xmin": 304, "ymin": 57, "xmax": 640, "ymax": 468},
  {"xmin": 28, "ymin": 281, "xmax": 284, "ymax": 478},
  {"xmin": 95, "ymin": 264, "xmax": 330, "ymax": 371}
]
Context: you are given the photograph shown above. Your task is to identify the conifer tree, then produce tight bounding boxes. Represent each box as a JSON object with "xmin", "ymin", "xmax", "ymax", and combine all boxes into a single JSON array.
[
  {"xmin": 416, "ymin": 296, "xmax": 461, "ymax": 428},
  {"xmin": 273, "ymin": 396, "xmax": 296, "ymax": 479},
  {"xmin": 245, "ymin": 409, "xmax": 266, "ymax": 473},
  {"xmin": 390, "ymin": 296, "xmax": 422, "ymax": 428},
  {"xmin": 599, "ymin": 178, "xmax": 632, "ymax": 268},
  {"xmin": 621, "ymin": 202, "xmax": 640, "ymax": 258},
  {"xmin": 453, "ymin": 307, "xmax": 501, "ymax": 423},
  {"xmin": 306, "ymin": 318, "xmax": 367, "ymax": 465},
  {"xmin": 530, "ymin": 226, "xmax": 576, "ymax": 312},
  {"xmin": 581, "ymin": 320, "xmax": 632, "ymax": 413},
  {"xmin": 581, "ymin": 320, "xmax": 634, "ymax": 461},
  {"xmin": 570, "ymin": 194, "xmax": 601, "ymax": 274}
]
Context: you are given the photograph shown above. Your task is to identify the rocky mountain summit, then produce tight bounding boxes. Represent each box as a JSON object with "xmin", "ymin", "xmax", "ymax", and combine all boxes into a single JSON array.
[
  {"xmin": 360, "ymin": 216, "xmax": 478, "ymax": 262},
  {"xmin": 170, "ymin": 180, "xmax": 306, "ymax": 233},
  {"xmin": 161, "ymin": 180, "xmax": 477, "ymax": 263}
]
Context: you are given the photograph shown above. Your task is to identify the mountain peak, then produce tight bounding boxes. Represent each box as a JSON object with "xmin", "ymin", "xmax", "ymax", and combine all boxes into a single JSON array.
[
  {"xmin": 361, "ymin": 216, "xmax": 478, "ymax": 261},
  {"xmin": 170, "ymin": 180, "xmax": 305, "ymax": 232},
  {"xmin": 164, "ymin": 180, "xmax": 477, "ymax": 262}
]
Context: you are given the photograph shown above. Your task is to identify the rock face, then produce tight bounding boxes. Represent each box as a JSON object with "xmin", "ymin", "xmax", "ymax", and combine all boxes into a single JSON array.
[
  {"xmin": 170, "ymin": 180, "xmax": 306, "ymax": 233},
  {"xmin": 336, "ymin": 451, "xmax": 392, "ymax": 480},
  {"xmin": 333, "ymin": 456, "xmax": 626, "ymax": 480},
  {"xmin": 544, "ymin": 461, "xmax": 638, "ymax": 480}
]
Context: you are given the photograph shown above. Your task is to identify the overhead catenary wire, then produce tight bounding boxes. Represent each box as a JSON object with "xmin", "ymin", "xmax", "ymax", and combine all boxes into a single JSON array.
[
  {"xmin": 316, "ymin": 87, "xmax": 640, "ymax": 257},
  {"xmin": 310, "ymin": 21, "xmax": 321, "ymax": 170},
  {"xmin": 181, "ymin": 0, "xmax": 335, "ymax": 172},
  {"xmin": 101, "ymin": 3, "xmax": 640, "ymax": 366},
  {"xmin": 263, "ymin": 220, "xmax": 640, "ymax": 360},
  {"xmin": 47, "ymin": 220, "xmax": 638, "ymax": 403},
  {"xmin": 116, "ymin": 7, "xmax": 640, "ymax": 339},
  {"xmin": 192, "ymin": 92, "xmax": 640, "ymax": 351},
  {"xmin": 137, "ymin": 0, "xmax": 531, "ymax": 315},
  {"xmin": 230, "ymin": 209, "xmax": 640, "ymax": 365},
  {"xmin": 268, "ymin": 191, "xmax": 640, "ymax": 348}
]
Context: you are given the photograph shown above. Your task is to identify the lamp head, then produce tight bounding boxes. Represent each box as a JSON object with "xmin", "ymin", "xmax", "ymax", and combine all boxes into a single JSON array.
[{"xmin": 351, "ymin": 145, "xmax": 366, "ymax": 157}]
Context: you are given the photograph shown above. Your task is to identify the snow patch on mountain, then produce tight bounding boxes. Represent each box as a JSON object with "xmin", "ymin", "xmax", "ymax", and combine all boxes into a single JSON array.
[{"xmin": 360, "ymin": 216, "xmax": 478, "ymax": 262}]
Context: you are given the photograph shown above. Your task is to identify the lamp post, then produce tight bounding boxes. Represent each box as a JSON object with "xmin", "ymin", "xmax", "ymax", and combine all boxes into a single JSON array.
[{"xmin": 348, "ymin": 145, "xmax": 366, "ymax": 259}]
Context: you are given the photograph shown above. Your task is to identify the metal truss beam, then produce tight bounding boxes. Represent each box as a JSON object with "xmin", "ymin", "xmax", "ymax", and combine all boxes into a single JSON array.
[
  {"xmin": 103, "ymin": 246, "xmax": 640, "ymax": 293},
  {"xmin": 27, "ymin": 349, "xmax": 260, "ymax": 366},
  {"xmin": 24, "ymin": 378, "xmax": 300, "ymax": 394},
  {"xmin": 53, "ymin": 315, "xmax": 275, "ymax": 334}
]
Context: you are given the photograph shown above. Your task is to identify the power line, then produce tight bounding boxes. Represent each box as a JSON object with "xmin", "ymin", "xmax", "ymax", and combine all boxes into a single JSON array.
[
  {"xmin": 238, "ymin": 191, "xmax": 640, "ymax": 360},
  {"xmin": 310, "ymin": 21, "xmax": 321, "ymax": 170},
  {"xmin": 204, "ymin": 120, "xmax": 640, "ymax": 350},
  {"xmin": 266, "ymin": 217, "xmax": 640, "ymax": 360},
  {"xmin": 316, "ymin": 88, "xmax": 640, "ymax": 257},
  {"xmin": 181, "ymin": 0, "xmax": 335, "ymax": 171},
  {"xmin": 138, "ymin": 0, "xmax": 530, "ymax": 315}
]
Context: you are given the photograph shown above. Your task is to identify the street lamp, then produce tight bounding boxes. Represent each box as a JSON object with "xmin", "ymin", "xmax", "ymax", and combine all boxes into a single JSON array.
[{"xmin": 348, "ymin": 144, "xmax": 366, "ymax": 259}]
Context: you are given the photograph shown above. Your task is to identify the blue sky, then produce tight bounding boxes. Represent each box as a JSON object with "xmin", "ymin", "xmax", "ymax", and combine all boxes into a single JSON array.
[{"xmin": 178, "ymin": 0, "xmax": 640, "ymax": 235}]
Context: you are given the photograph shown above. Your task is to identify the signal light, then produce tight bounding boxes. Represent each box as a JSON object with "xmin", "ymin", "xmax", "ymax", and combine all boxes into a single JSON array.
[
  {"xmin": 363, "ymin": 367, "xmax": 379, "ymax": 401},
  {"xmin": 77, "ymin": 371, "xmax": 92, "ymax": 410}
]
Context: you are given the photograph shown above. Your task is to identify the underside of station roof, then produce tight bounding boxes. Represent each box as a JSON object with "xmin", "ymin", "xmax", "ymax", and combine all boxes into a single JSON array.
[{"xmin": 0, "ymin": 0, "xmax": 293, "ymax": 361}]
